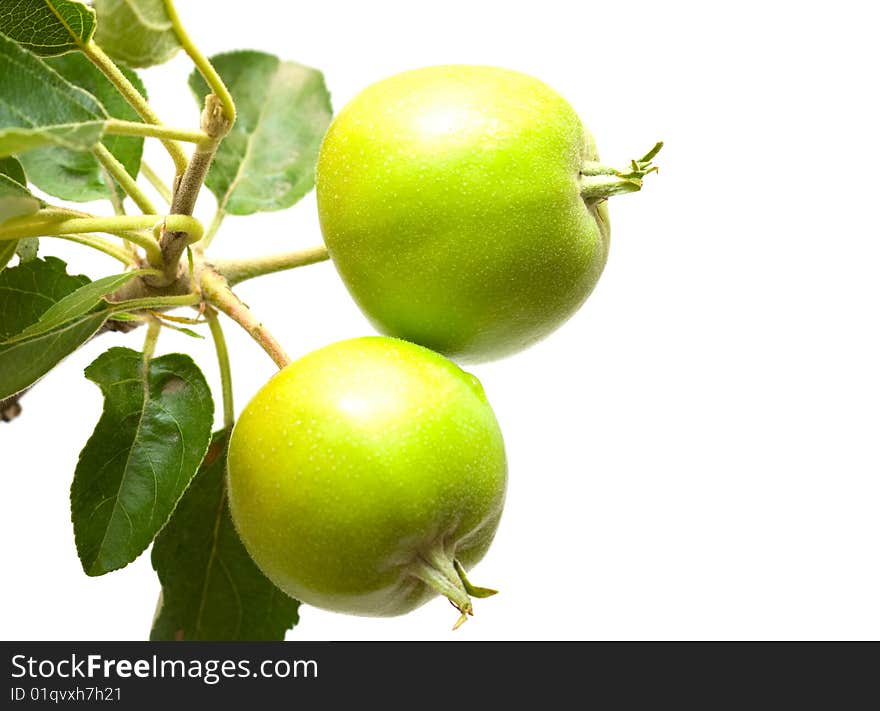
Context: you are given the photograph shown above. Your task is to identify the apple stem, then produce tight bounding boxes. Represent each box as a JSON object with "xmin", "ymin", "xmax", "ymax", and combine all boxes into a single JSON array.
[
  {"xmin": 454, "ymin": 559, "xmax": 499, "ymax": 599},
  {"xmin": 201, "ymin": 268, "xmax": 292, "ymax": 369},
  {"xmin": 579, "ymin": 141, "xmax": 663, "ymax": 200},
  {"xmin": 410, "ymin": 548, "xmax": 497, "ymax": 630}
]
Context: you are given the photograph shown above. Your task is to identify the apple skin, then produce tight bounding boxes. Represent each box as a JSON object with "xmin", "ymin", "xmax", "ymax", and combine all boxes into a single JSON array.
[
  {"xmin": 316, "ymin": 64, "xmax": 610, "ymax": 363},
  {"xmin": 226, "ymin": 336, "xmax": 507, "ymax": 617}
]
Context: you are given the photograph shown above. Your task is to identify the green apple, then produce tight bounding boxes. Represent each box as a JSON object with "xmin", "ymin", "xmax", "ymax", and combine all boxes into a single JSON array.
[
  {"xmin": 316, "ymin": 64, "xmax": 660, "ymax": 362},
  {"xmin": 227, "ymin": 336, "xmax": 507, "ymax": 626}
]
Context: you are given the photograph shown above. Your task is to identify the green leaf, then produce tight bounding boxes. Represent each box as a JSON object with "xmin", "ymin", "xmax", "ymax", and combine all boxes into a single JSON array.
[
  {"xmin": 0, "ymin": 156, "xmax": 27, "ymax": 185},
  {"xmin": 1, "ymin": 158, "xmax": 41, "ymax": 232},
  {"xmin": 93, "ymin": 0, "xmax": 180, "ymax": 68},
  {"xmin": 0, "ymin": 0, "xmax": 96, "ymax": 56},
  {"xmin": 0, "ymin": 309, "xmax": 105, "ymax": 399},
  {"xmin": 0, "ymin": 174, "xmax": 41, "ymax": 224},
  {"xmin": 189, "ymin": 51, "xmax": 333, "ymax": 216},
  {"xmin": 0, "ymin": 122, "xmax": 104, "ymax": 156},
  {"xmin": 71, "ymin": 347, "xmax": 214, "ymax": 576},
  {"xmin": 9, "ymin": 270, "xmax": 142, "ymax": 341},
  {"xmin": 18, "ymin": 53, "xmax": 147, "ymax": 202},
  {"xmin": 0, "ymin": 33, "xmax": 107, "ymax": 156},
  {"xmin": 0, "ymin": 257, "xmax": 89, "ymax": 339},
  {"xmin": 0, "ymin": 256, "xmax": 105, "ymax": 399},
  {"xmin": 0, "ymin": 241, "xmax": 17, "ymax": 272},
  {"xmin": 0, "ymin": 160, "xmax": 39, "ymax": 266},
  {"xmin": 151, "ymin": 431, "xmax": 300, "ymax": 640}
]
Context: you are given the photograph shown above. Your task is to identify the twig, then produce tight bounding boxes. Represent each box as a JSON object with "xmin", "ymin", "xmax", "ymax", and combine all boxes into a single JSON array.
[
  {"xmin": 201, "ymin": 268, "xmax": 290, "ymax": 369},
  {"xmin": 156, "ymin": 95, "xmax": 230, "ymax": 286}
]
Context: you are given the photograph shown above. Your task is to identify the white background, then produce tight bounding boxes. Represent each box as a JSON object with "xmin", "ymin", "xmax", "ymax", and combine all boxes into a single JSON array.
[{"xmin": 2, "ymin": 0, "xmax": 878, "ymax": 641}]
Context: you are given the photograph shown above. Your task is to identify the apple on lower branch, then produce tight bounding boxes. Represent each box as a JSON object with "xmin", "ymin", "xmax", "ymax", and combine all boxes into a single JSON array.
[{"xmin": 226, "ymin": 336, "xmax": 508, "ymax": 629}]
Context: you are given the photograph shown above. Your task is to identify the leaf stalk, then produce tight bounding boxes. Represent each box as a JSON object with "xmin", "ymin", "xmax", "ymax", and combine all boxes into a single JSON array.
[
  {"xmin": 162, "ymin": 0, "xmax": 236, "ymax": 125},
  {"xmin": 211, "ymin": 245, "xmax": 330, "ymax": 286},
  {"xmin": 83, "ymin": 42, "xmax": 189, "ymax": 175},
  {"xmin": 92, "ymin": 143, "xmax": 157, "ymax": 215}
]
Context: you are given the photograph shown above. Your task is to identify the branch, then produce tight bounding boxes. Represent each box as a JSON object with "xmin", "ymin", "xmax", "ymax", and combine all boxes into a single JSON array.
[
  {"xmin": 155, "ymin": 95, "xmax": 230, "ymax": 286},
  {"xmin": 201, "ymin": 268, "xmax": 290, "ymax": 369}
]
